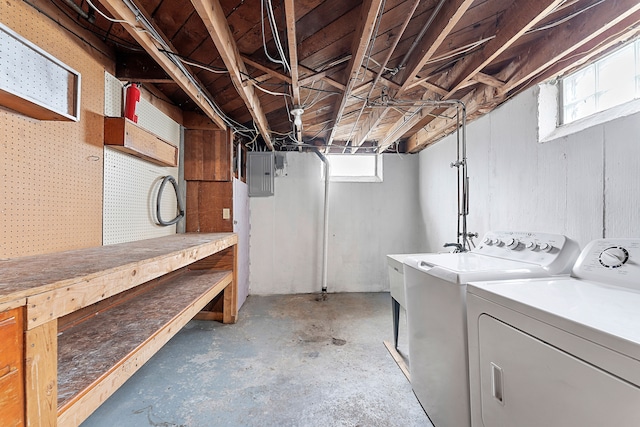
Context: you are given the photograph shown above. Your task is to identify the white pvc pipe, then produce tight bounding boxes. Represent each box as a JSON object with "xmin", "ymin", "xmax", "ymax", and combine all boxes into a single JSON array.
[{"xmin": 314, "ymin": 150, "xmax": 330, "ymax": 294}]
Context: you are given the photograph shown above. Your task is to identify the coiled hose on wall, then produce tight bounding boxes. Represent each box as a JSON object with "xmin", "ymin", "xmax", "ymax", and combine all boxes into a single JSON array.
[{"xmin": 156, "ymin": 175, "xmax": 184, "ymax": 226}]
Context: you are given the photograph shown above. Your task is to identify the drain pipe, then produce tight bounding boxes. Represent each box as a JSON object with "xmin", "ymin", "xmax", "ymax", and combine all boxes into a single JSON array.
[{"xmin": 314, "ymin": 150, "xmax": 330, "ymax": 299}]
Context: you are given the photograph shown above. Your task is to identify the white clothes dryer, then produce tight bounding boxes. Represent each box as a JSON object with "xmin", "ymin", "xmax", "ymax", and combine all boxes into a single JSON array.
[
  {"xmin": 403, "ymin": 231, "xmax": 580, "ymax": 427},
  {"xmin": 467, "ymin": 238, "xmax": 640, "ymax": 427}
]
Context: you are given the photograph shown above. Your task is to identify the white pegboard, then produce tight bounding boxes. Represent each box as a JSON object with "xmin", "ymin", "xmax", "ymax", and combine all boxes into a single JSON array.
[
  {"xmin": 0, "ymin": 22, "xmax": 80, "ymax": 120},
  {"xmin": 104, "ymin": 71, "xmax": 122, "ymax": 117},
  {"xmin": 136, "ymin": 98, "xmax": 181, "ymax": 145},
  {"xmin": 103, "ymin": 72, "xmax": 180, "ymax": 145},
  {"xmin": 103, "ymin": 147, "xmax": 181, "ymax": 245}
]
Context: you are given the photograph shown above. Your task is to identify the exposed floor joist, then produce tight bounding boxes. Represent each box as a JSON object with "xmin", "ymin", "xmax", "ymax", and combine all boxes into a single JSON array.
[
  {"xmin": 191, "ymin": 0, "xmax": 273, "ymax": 149},
  {"xmin": 324, "ymin": 0, "xmax": 385, "ymax": 147}
]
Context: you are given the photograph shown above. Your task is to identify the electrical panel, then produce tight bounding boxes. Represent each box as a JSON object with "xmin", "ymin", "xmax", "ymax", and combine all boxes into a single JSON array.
[{"xmin": 248, "ymin": 152, "xmax": 274, "ymax": 197}]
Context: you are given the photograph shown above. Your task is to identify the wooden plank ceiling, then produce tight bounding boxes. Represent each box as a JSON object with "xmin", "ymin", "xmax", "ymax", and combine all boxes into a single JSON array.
[{"xmin": 55, "ymin": 0, "xmax": 640, "ymax": 152}]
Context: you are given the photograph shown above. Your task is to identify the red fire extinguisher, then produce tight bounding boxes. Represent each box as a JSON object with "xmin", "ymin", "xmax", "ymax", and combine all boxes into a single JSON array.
[{"xmin": 124, "ymin": 83, "xmax": 140, "ymax": 123}]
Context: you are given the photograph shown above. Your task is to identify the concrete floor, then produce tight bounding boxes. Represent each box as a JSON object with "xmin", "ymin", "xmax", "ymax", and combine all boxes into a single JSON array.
[{"xmin": 82, "ymin": 293, "xmax": 431, "ymax": 426}]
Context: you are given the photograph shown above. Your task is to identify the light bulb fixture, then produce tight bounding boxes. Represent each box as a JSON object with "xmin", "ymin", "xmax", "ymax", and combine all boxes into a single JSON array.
[{"xmin": 290, "ymin": 107, "xmax": 304, "ymax": 129}]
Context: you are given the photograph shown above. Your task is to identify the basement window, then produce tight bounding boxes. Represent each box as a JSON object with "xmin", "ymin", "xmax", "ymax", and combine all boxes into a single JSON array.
[
  {"xmin": 539, "ymin": 37, "xmax": 640, "ymax": 143},
  {"xmin": 326, "ymin": 154, "xmax": 383, "ymax": 182},
  {"xmin": 560, "ymin": 38, "xmax": 640, "ymax": 125}
]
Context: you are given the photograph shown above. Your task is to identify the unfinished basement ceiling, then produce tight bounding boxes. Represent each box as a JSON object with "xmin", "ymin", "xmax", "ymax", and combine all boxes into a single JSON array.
[{"xmin": 52, "ymin": 0, "xmax": 640, "ymax": 152}]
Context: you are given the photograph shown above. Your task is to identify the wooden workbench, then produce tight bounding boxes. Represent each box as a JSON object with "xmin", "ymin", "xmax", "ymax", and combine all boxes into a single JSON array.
[{"xmin": 0, "ymin": 232, "xmax": 238, "ymax": 426}]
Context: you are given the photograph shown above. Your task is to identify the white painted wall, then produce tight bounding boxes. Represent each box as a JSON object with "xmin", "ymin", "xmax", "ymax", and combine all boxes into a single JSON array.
[
  {"xmin": 249, "ymin": 153, "xmax": 426, "ymax": 295},
  {"xmin": 419, "ymin": 85, "xmax": 640, "ymax": 251}
]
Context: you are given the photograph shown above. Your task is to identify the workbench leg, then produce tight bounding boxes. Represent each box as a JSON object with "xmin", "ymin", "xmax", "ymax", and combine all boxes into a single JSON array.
[
  {"xmin": 392, "ymin": 298, "xmax": 400, "ymax": 350},
  {"xmin": 25, "ymin": 320, "xmax": 57, "ymax": 427}
]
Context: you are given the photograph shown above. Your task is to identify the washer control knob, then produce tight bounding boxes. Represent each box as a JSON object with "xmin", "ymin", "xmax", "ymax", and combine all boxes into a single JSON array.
[
  {"xmin": 599, "ymin": 247, "xmax": 629, "ymax": 269},
  {"xmin": 484, "ymin": 237, "xmax": 492, "ymax": 245},
  {"xmin": 539, "ymin": 243, "xmax": 554, "ymax": 253},
  {"xmin": 525, "ymin": 241, "xmax": 537, "ymax": 251},
  {"xmin": 506, "ymin": 238, "xmax": 520, "ymax": 250},
  {"xmin": 492, "ymin": 239, "xmax": 502, "ymax": 246}
]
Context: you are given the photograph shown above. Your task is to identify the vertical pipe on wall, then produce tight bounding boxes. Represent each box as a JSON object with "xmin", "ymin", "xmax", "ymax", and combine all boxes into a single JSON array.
[{"xmin": 314, "ymin": 150, "xmax": 330, "ymax": 297}]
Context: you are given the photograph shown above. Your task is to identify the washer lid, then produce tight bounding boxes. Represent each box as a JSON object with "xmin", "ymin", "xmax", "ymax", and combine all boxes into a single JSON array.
[
  {"xmin": 468, "ymin": 277, "xmax": 640, "ymax": 361},
  {"xmin": 403, "ymin": 252, "xmax": 549, "ymax": 284}
]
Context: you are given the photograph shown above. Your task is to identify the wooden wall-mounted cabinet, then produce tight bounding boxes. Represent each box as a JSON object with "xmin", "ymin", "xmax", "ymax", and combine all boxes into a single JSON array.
[{"xmin": 185, "ymin": 129, "xmax": 233, "ymax": 182}]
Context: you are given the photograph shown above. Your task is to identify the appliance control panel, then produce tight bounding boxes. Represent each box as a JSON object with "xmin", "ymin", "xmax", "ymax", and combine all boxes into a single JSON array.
[
  {"xmin": 474, "ymin": 231, "xmax": 580, "ymax": 274},
  {"xmin": 572, "ymin": 238, "xmax": 640, "ymax": 287}
]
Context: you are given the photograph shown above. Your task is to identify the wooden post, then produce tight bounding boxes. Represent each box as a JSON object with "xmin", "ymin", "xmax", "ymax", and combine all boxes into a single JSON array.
[{"xmin": 25, "ymin": 320, "xmax": 57, "ymax": 427}]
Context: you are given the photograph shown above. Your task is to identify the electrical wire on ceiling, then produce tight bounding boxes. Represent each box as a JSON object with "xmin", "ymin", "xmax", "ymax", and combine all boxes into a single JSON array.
[{"xmin": 261, "ymin": 0, "xmax": 290, "ymax": 73}]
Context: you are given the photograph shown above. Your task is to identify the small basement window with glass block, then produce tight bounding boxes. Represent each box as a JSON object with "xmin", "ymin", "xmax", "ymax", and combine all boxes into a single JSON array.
[
  {"xmin": 326, "ymin": 154, "xmax": 383, "ymax": 182},
  {"xmin": 561, "ymin": 39, "xmax": 640, "ymax": 125}
]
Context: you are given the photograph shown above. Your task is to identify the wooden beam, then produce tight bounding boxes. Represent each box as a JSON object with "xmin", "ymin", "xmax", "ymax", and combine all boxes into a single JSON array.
[
  {"xmin": 284, "ymin": 0, "xmax": 301, "ymax": 142},
  {"xmin": 443, "ymin": 0, "xmax": 564, "ymax": 96},
  {"xmin": 419, "ymin": 80, "xmax": 449, "ymax": 97},
  {"xmin": 191, "ymin": 0, "xmax": 273, "ymax": 149},
  {"xmin": 398, "ymin": 0, "xmax": 475, "ymax": 89},
  {"xmin": 241, "ymin": 55, "xmax": 291, "ymax": 84},
  {"xmin": 525, "ymin": 16, "xmax": 640, "ymax": 92},
  {"xmin": 284, "ymin": 0, "xmax": 300, "ymax": 105},
  {"xmin": 325, "ymin": 0, "xmax": 385, "ymax": 146},
  {"xmin": 298, "ymin": 65, "xmax": 346, "ymax": 91},
  {"xmin": 499, "ymin": 2, "xmax": 640, "ymax": 95},
  {"xmin": 404, "ymin": 86, "xmax": 498, "ymax": 153},
  {"xmin": 97, "ymin": 0, "xmax": 226, "ymax": 130},
  {"xmin": 472, "ymin": 72, "xmax": 506, "ymax": 89},
  {"xmin": 351, "ymin": 0, "xmax": 471, "ymax": 147}
]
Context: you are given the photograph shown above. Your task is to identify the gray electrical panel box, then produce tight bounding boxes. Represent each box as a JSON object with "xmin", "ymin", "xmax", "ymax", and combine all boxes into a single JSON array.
[{"xmin": 248, "ymin": 152, "xmax": 274, "ymax": 197}]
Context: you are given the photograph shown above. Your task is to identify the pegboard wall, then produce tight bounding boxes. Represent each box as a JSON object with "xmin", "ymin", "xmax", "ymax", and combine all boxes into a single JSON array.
[
  {"xmin": 103, "ymin": 71, "xmax": 183, "ymax": 245},
  {"xmin": 0, "ymin": 1, "xmax": 105, "ymax": 258},
  {"xmin": 103, "ymin": 147, "xmax": 179, "ymax": 245}
]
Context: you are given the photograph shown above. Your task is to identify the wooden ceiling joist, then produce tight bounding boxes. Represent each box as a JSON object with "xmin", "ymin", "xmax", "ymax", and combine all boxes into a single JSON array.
[
  {"xmin": 442, "ymin": 0, "xmax": 565, "ymax": 96},
  {"xmin": 379, "ymin": 0, "xmax": 565, "ymax": 149},
  {"xmin": 324, "ymin": 0, "xmax": 385, "ymax": 146},
  {"xmin": 97, "ymin": 0, "xmax": 226, "ymax": 130},
  {"xmin": 284, "ymin": 0, "xmax": 300, "ymax": 106},
  {"xmin": 499, "ymin": 0, "xmax": 640, "ymax": 95},
  {"xmin": 524, "ymin": 15, "xmax": 640, "ymax": 94},
  {"xmin": 241, "ymin": 56, "xmax": 291, "ymax": 84},
  {"xmin": 350, "ymin": 0, "xmax": 473, "ymax": 148},
  {"xmin": 191, "ymin": 0, "xmax": 273, "ymax": 149},
  {"xmin": 397, "ymin": 0, "xmax": 475, "ymax": 90}
]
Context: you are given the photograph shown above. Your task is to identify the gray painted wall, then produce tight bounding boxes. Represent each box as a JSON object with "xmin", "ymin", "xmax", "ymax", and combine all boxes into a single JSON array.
[
  {"xmin": 419, "ymin": 85, "xmax": 640, "ymax": 252},
  {"xmin": 249, "ymin": 153, "xmax": 426, "ymax": 295}
]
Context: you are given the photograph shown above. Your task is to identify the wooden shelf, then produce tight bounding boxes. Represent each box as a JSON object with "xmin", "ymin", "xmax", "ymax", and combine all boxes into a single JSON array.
[
  {"xmin": 104, "ymin": 117, "xmax": 178, "ymax": 167},
  {"xmin": 56, "ymin": 269, "xmax": 232, "ymax": 425},
  {"xmin": 0, "ymin": 232, "xmax": 238, "ymax": 426}
]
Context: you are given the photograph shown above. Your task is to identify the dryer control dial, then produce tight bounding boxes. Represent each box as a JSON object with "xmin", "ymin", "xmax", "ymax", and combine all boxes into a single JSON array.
[
  {"xmin": 599, "ymin": 247, "xmax": 629, "ymax": 269},
  {"xmin": 525, "ymin": 241, "xmax": 537, "ymax": 251}
]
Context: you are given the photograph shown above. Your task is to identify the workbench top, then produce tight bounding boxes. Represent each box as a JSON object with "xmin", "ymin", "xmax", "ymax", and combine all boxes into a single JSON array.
[{"xmin": 0, "ymin": 232, "xmax": 237, "ymax": 306}]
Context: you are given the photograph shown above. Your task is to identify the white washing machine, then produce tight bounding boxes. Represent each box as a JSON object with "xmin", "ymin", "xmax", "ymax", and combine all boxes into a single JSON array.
[
  {"xmin": 403, "ymin": 231, "xmax": 580, "ymax": 427},
  {"xmin": 467, "ymin": 238, "xmax": 640, "ymax": 427}
]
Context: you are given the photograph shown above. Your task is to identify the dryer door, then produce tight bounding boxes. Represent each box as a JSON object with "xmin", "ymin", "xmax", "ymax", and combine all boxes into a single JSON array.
[{"xmin": 477, "ymin": 314, "xmax": 640, "ymax": 427}]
